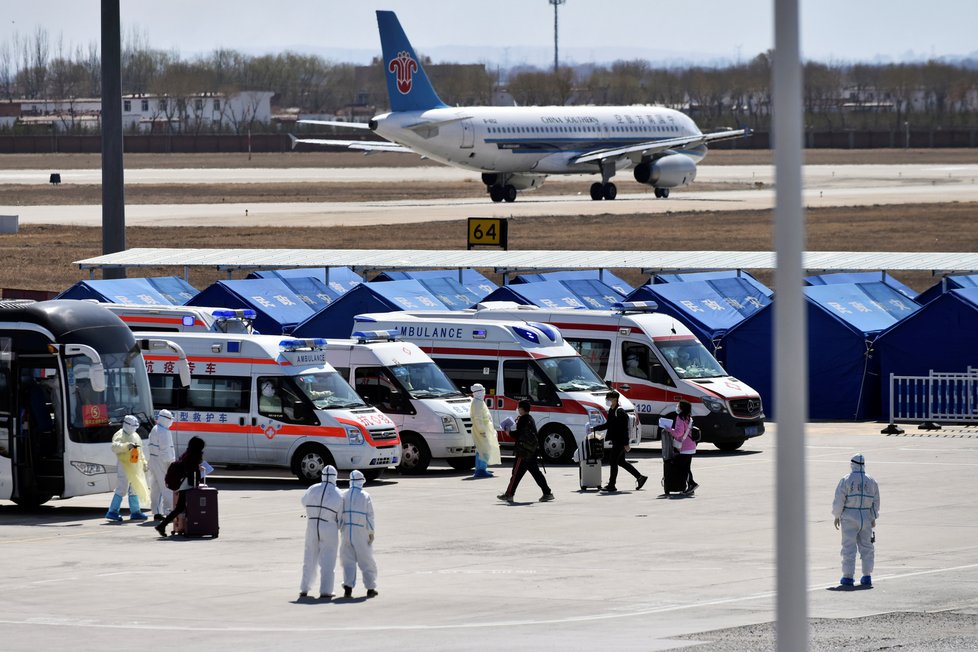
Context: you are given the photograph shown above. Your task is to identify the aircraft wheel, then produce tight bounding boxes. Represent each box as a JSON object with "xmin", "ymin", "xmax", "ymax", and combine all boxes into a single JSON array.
[
  {"xmin": 661, "ymin": 188, "xmax": 670, "ymax": 198},
  {"xmin": 603, "ymin": 182, "xmax": 617, "ymax": 200},
  {"xmin": 503, "ymin": 184, "xmax": 517, "ymax": 203},
  {"xmin": 589, "ymin": 182, "xmax": 604, "ymax": 201},
  {"xmin": 489, "ymin": 185, "xmax": 504, "ymax": 202},
  {"xmin": 654, "ymin": 187, "xmax": 663, "ymax": 198}
]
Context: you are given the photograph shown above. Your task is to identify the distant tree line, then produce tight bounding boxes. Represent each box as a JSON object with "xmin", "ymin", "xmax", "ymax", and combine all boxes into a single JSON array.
[{"xmin": 3, "ymin": 27, "xmax": 978, "ymax": 133}]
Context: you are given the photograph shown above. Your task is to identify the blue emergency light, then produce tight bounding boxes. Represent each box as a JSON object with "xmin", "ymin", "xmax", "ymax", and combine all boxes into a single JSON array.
[
  {"xmin": 512, "ymin": 326, "xmax": 540, "ymax": 344},
  {"xmin": 613, "ymin": 301, "xmax": 658, "ymax": 313},
  {"xmin": 181, "ymin": 315, "xmax": 196, "ymax": 327},
  {"xmin": 212, "ymin": 308, "xmax": 257, "ymax": 320},
  {"xmin": 278, "ymin": 338, "xmax": 327, "ymax": 351},
  {"xmin": 527, "ymin": 321, "xmax": 558, "ymax": 342},
  {"xmin": 352, "ymin": 329, "xmax": 400, "ymax": 343}
]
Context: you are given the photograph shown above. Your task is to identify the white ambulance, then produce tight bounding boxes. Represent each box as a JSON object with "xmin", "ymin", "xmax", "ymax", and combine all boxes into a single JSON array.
[
  {"xmin": 141, "ymin": 333, "xmax": 400, "ymax": 483},
  {"xmin": 100, "ymin": 303, "xmax": 257, "ymax": 334},
  {"xmin": 352, "ymin": 313, "xmax": 640, "ymax": 463},
  {"xmin": 323, "ymin": 330, "xmax": 476, "ymax": 474},
  {"xmin": 465, "ymin": 302, "xmax": 765, "ymax": 451}
]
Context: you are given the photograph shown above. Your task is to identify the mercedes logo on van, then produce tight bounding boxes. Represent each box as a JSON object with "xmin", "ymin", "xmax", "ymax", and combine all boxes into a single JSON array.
[{"xmin": 747, "ymin": 399, "xmax": 760, "ymax": 414}]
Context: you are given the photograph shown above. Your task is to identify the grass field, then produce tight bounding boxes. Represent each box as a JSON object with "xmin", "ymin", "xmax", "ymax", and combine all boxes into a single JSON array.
[{"xmin": 0, "ymin": 149, "xmax": 975, "ymax": 296}]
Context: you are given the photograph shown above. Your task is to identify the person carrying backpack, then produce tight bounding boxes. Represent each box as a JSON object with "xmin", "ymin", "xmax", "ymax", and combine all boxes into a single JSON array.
[
  {"xmin": 497, "ymin": 400, "xmax": 554, "ymax": 504},
  {"xmin": 591, "ymin": 390, "xmax": 647, "ymax": 493},
  {"xmin": 155, "ymin": 436, "xmax": 206, "ymax": 537}
]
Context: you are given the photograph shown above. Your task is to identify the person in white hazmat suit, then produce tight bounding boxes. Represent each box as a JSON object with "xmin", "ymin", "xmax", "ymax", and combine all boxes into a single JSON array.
[
  {"xmin": 469, "ymin": 383, "xmax": 501, "ymax": 478},
  {"xmin": 339, "ymin": 470, "xmax": 378, "ymax": 598},
  {"xmin": 105, "ymin": 415, "xmax": 150, "ymax": 521},
  {"xmin": 832, "ymin": 453, "xmax": 880, "ymax": 587},
  {"xmin": 147, "ymin": 409, "xmax": 176, "ymax": 520},
  {"xmin": 299, "ymin": 465, "xmax": 343, "ymax": 600}
]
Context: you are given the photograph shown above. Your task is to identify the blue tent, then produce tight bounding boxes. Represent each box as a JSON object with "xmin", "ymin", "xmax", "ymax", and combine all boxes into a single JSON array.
[
  {"xmin": 512, "ymin": 270, "xmax": 633, "ymax": 297},
  {"xmin": 914, "ymin": 274, "xmax": 978, "ymax": 305},
  {"xmin": 723, "ymin": 282, "xmax": 920, "ymax": 420},
  {"xmin": 144, "ymin": 277, "xmax": 199, "ymax": 304},
  {"xmin": 412, "ymin": 277, "xmax": 484, "ymax": 310},
  {"xmin": 806, "ymin": 272, "xmax": 916, "ymax": 300},
  {"xmin": 480, "ymin": 279, "xmax": 621, "ymax": 310},
  {"xmin": 372, "ymin": 269, "xmax": 498, "ymax": 297},
  {"xmin": 247, "ymin": 267, "xmax": 363, "ymax": 295},
  {"xmin": 652, "ymin": 270, "xmax": 773, "ymax": 298},
  {"xmin": 187, "ymin": 278, "xmax": 318, "ymax": 334},
  {"xmin": 292, "ymin": 279, "xmax": 452, "ymax": 338},
  {"xmin": 626, "ymin": 278, "xmax": 772, "ymax": 357},
  {"xmin": 276, "ymin": 277, "xmax": 341, "ymax": 312},
  {"xmin": 876, "ymin": 287, "xmax": 978, "ymax": 414},
  {"xmin": 56, "ymin": 278, "xmax": 178, "ymax": 305}
]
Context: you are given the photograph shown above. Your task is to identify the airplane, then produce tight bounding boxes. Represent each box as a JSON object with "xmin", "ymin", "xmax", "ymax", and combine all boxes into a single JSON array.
[{"xmin": 291, "ymin": 10, "xmax": 750, "ymax": 203}]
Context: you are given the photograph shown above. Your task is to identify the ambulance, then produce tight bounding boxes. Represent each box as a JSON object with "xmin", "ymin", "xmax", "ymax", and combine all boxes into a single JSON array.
[
  {"xmin": 140, "ymin": 332, "xmax": 400, "ymax": 483},
  {"xmin": 352, "ymin": 313, "xmax": 640, "ymax": 464},
  {"xmin": 462, "ymin": 302, "xmax": 765, "ymax": 451},
  {"xmin": 99, "ymin": 303, "xmax": 257, "ymax": 334},
  {"xmin": 323, "ymin": 330, "xmax": 476, "ymax": 474}
]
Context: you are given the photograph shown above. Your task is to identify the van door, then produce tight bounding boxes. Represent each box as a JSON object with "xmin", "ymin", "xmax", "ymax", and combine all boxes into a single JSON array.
[
  {"xmin": 183, "ymin": 374, "xmax": 251, "ymax": 464},
  {"xmin": 252, "ymin": 376, "xmax": 318, "ymax": 465},
  {"xmin": 617, "ymin": 340, "xmax": 678, "ymax": 436}
]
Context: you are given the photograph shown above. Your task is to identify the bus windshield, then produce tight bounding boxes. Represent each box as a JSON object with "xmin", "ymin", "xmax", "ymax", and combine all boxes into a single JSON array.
[
  {"xmin": 65, "ymin": 343, "xmax": 154, "ymax": 443},
  {"xmin": 295, "ymin": 371, "xmax": 366, "ymax": 410},
  {"xmin": 657, "ymin": 339, "xmax": 727, "ymax": 379},
  {"xmin": 537, "ymin": 356, "xmax": 609, "ymax": 392},
  {"xmin": 389, "ymin": 362, "xmax": 463, "ymax": 399}
]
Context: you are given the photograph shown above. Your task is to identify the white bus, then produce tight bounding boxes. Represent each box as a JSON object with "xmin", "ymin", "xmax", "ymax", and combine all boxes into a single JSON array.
[
  {"xmin": 141, "ymin": 333, "xmax": 401, "ymax": 483},
  {"xmin": 0, "ymin": 300, "xmax": 189, "ymax": 506}
]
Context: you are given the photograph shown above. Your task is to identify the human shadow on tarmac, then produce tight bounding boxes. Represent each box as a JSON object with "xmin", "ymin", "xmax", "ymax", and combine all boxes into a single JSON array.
[{"xmin": 825, "ymin": 584, "xmax": 873, "ymax": 591}]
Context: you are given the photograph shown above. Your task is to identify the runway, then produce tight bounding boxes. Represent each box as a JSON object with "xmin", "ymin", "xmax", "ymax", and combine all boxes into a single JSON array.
[{"xmin": 3, "ymin": 164, "xmax": 978, "ymax": 228}]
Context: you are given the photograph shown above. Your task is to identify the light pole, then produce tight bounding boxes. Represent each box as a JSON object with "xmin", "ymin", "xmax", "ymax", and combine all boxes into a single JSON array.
[{"xmin": 549, "ymin": 0, "xmax": 566, "ymax": 74}]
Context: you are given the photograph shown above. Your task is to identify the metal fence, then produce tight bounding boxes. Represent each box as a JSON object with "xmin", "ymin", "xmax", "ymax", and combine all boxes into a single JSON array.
[{"xmin": 889, "ymin": 368, "xmax": 978, "ymax": 425}]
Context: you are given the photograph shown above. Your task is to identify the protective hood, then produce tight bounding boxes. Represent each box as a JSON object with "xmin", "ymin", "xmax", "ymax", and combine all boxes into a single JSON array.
[
  {"xmin": 122, "ymin": 414, "xmax": 139, "ymax": 435},
  {"xmin": 851, "ymin": 453, "xmax": 865, "ymax": 473},
  {"xmin": 261, "ymin": 381, "xmax": 276, "ymax": 398},
  {"xmin": 322, "ymin": 464, "xmax": 338, "ymax": 486},
  {"xmin": 471, "ymin": 383, "xmax": 486, "ymax": 400},
  {"xmin": 349, "ymin": 469, "xmax": 366, "ymax": 490},
  {"xmin": 156, "ymin": 409, "xmax": 174, "ymax": 429}
]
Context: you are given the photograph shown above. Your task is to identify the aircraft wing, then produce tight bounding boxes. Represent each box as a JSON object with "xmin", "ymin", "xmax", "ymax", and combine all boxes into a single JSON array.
[
  {"xmin": 289, "ymin": 134, "xmax": 413, "ymax": 153},
  {"xmin": 573, "ymin": 128, "xmax": 749, "ymax": 165},
  {"xmin": 297, "ymin": 119, "xmax": 372, "ymax": 130}
]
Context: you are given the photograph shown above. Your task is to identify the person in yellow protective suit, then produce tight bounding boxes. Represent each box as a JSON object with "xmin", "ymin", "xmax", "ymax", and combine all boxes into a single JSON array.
[
  {"xmin": 105, "ymin": 415, "xmax": 150, "ymax": 522},
  {"xmin": 469, "ymin": 383, "xmax": 501, "ymax": 478}
]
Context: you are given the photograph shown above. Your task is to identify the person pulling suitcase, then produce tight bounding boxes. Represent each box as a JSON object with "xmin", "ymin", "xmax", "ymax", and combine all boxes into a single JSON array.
[{"xmin": 155, "ymin": 436, "xmax": 207, "ymax": 537}]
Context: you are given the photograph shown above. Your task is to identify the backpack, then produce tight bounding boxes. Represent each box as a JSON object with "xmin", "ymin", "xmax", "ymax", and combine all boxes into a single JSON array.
[{"xmin": 164, "ymin": 460, "xmax": 185, "ymax": 491}]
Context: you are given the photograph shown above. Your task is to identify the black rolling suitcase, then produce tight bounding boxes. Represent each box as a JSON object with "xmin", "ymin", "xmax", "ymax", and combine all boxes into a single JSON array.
[
  {"xmin": 662, "ymin": 458, "xmax": 686, "ymax": 494},
  {"xmin": 184, "ymin": 485, "xmax": 219, "ymax": 538}
]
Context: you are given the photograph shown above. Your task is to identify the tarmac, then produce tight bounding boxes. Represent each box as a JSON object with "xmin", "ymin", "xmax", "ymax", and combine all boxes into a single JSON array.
[{"xmin": 1, "ymin": 421, "xmax": 976, "ymax": 650}]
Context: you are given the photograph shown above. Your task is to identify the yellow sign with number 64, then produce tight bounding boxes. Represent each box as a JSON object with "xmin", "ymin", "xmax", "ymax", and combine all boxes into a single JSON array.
[{"xmin": 467, "ymin": 217, "xmax": 508, "ymax": 249}]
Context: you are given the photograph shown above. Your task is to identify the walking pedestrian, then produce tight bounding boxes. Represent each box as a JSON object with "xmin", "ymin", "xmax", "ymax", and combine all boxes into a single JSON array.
[
  {"xmin": 155, "ymin": 436, "xmax": 206, "ymax": 537},
  {"xmin": 147, "ymin": 409, "xmax": 176, "ymax": 521},
  {"xmin": 469, "ymin": 383, "xmax": 501, "ymax": 478},
  {"xmin": 105, "ymin": 415, "xmax": 149, "ymax": 521},
  {"xmin": 497, "ymin": 400, "xmax": 555, "ymax": 503},
  {"xmin": 592, "ymin": 391, "xmax": 647, "ymax": 492},
  {"xmin": 664, "ymin": 401, "xmax": 697, "ymax": 496}
]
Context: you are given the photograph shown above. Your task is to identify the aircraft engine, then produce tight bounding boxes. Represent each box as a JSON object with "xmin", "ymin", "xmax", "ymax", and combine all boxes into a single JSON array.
[
  {"xmin": 632, "ymin": 154, "xmax": 697, "ymax": 188},
  {"xmin": 481, "ymin": 172, "xmax": 546, "ymax": 191}
]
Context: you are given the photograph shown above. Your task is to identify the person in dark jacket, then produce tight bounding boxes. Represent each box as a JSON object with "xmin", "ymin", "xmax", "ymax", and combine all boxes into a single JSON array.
[
  {"xmin": 155, "ymin": 436, "xmax": 206, "ymax": 537},
  {"xmin": 497, "ymin": 400, "xmax": 554, "ymax": 504},
  {"xmin": 591, "ymin": 391, "xmax": 647, "ymax": 492}
]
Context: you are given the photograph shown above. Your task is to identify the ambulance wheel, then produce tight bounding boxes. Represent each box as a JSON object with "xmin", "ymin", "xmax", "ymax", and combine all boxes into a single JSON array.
[
  {"xmin": 10, "ymin": 491, "xmax": 53, "ymax": 508},
  {"xmin": 292, "ymin": 443, "xmax": 335, "ymax": 485},
  {"xmin": 398, "ymin": 433, "xmax": 431, "ymax": 474},
  {"xmin": 361, "ymin": 469, "xmax": 384, "ymax": 482},
  {"xmin": 446, "ymin": 456, "xmax": 475, "ymax": 471},
  {"xmin": 540, "ymin": 424, "xmax": 575, "ymax": 464},
  {"xmin": 715, "ymin": 440, "xmax": 745, "ymax": 452}
]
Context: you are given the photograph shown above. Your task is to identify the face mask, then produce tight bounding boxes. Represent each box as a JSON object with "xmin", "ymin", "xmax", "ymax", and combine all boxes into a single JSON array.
[{"xmin": 261, "ymin": 383, "xmax": 275, "ymax": 398}]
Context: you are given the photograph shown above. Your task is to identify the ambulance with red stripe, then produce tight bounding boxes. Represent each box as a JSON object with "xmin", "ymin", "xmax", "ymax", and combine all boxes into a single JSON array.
[
  {"xmin": 462, "ymin": 302, "xmax": 765, "ymax": 451},
  {"xmin": 100, "ymin": 303, "xmax": 257, "ymax": 335},
  {"xmin": 141, "ymin": 333, "xmax": 400, "ymax": 483},
  {"xmin": 352, "ymin": 313, "xmax": 639, "ymax": 464}
]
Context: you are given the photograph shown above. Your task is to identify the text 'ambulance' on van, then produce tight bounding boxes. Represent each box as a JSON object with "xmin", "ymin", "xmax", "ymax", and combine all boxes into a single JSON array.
[
  {"xmin": 141, "ymin": 333, "xmax": 400, "ymax": 483},
  {"xmin": 464, "ymin": 302, "xmax": 765, "ymax": 451},
  {"xmin": 352, "ymin": 313, "xmax": 640, "ymax": 464}
]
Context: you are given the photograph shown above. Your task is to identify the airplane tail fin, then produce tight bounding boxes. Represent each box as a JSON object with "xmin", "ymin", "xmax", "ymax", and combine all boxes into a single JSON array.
[{"xmin": 376, "ymin": 11, "xmax": 447, "ymax": 112}]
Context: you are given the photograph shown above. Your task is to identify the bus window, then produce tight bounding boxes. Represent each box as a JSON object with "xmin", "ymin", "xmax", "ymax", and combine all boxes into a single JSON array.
[{"xmin": 567, "ymin": 338, "xmax": 611, "ymax": 377}]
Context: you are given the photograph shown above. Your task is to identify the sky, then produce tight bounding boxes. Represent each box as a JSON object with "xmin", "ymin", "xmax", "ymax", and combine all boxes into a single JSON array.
[{"xmin": 1, "ymin": 0, "xmax": 974, "ymax": 68}]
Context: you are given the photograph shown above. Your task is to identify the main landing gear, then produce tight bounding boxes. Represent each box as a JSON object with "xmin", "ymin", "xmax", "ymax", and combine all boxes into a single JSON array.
[
  {"xmin": 589, "ymin": 182, "xmax": 617, "ymax": 201},
  {"xmin": 654, "ymin": 187, "xmax": 670, "ymax": 198},
  {"xmin": 488, "ymin": 184, "xmax": 517, "ymax": 203}
]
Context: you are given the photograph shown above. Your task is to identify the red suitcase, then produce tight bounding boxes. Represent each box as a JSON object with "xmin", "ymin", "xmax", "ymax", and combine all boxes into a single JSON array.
[{"xmin": 184, "ymin": 485, "xmax": 219, "ymax": 538}]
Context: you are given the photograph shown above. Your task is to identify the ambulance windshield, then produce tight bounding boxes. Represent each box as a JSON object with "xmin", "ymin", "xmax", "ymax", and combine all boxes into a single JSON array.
[
  {"xmin": 538, "ymin": 356, "xmax": 608, "ymax": 392},
  {"xmin": 657, "ymin": 340, "xmax": 726, "ymax": 379},
  {"xmin": 389, "ymin": 362, "xmax": 464, "ymax": 399},
  {"xmin": 295, "ymin": 372, "xmax": 366, "ymax": 410}
]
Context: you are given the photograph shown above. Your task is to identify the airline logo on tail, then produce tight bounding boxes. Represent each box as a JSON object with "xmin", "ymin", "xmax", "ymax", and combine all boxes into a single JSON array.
[{"xmin": 388, "ymin": 51, "xmax": 418, "ymax": 95}]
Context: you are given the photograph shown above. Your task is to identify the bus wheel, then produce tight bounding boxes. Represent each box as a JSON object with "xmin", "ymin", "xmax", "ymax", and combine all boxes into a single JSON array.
[
  {"xmin": 397, "ymin": 433, "xmax": 432, "ymax": 475},
  {"xmin": 361, "ymin": 469, "xmax": 384, "ymax": 483},
  {"xmin": 715, "ymin": 440, "xmax": 745, "ymax": 452},
  {"xmin": 292, "ymin": 444, "xmax": 335, "ymax": 485},
  {"xmin": 446, "ymin": 456, "xmax": 474, "ymax": 472},
  {"xmin": 10, "ymin": 492, "xmax": 53, "ymax": 508},
  {"xmin": 540, "ymin": 425, "xmax": 575, "ymax": 464}
]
